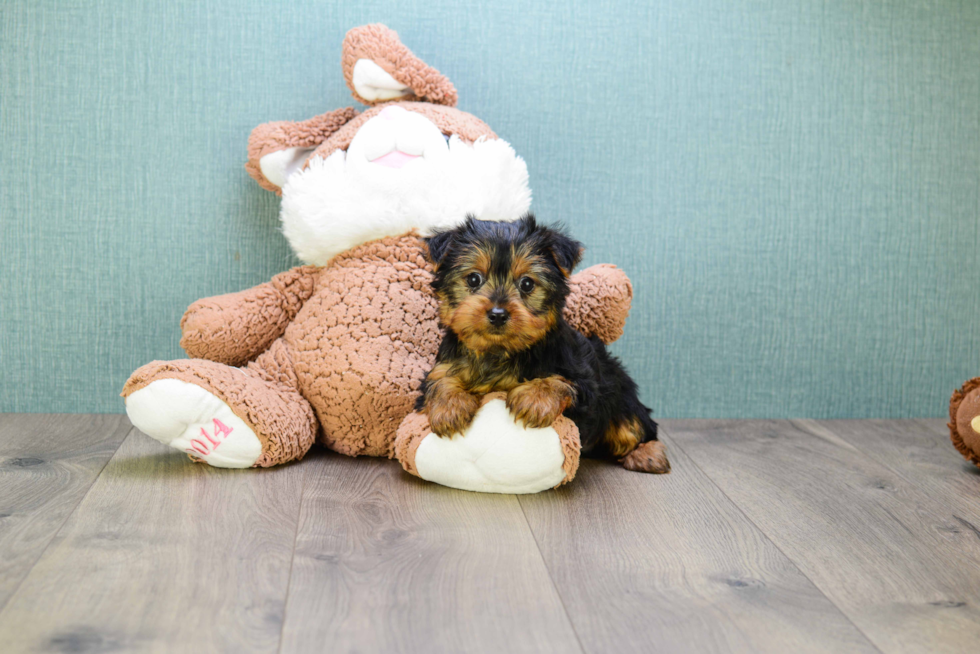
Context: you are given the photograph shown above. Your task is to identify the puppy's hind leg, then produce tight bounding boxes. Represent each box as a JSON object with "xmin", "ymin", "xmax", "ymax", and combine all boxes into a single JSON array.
[{"xmin": 608, "ymin": 416, "xmax": 670, "ymax": 474}]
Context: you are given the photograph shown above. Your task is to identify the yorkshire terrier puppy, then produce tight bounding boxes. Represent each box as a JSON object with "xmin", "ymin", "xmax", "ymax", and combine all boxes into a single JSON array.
[{"xmin": 416, "ymin": 214, "xmax": 669, "ymax": 474}]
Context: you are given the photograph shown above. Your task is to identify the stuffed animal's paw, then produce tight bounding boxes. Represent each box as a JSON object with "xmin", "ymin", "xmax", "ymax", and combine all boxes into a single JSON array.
[
  {"xmin": 949, "ymin": 377, "xmax": 980, "ymax": 467},
  {"xmin": 125, "ymin": 378, "xmax": 263, "ymax": 468},
  {"xmin": 506, "ymin": 377, "xmax": 576, "ymax": 429},
  {"xmin": 394, "ymin": 394, "xmax": 582, "ymax": 494}
]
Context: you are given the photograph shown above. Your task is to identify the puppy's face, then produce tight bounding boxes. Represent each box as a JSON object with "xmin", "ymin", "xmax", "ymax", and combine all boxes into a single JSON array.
[{"xmin": 426, "ymin": 215, "xmax": 583, "ymax": 353}]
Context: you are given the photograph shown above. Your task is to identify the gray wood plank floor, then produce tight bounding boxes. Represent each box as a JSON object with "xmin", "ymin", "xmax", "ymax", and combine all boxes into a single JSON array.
[
  {"xmin": 665, "ymin": 419, "xmax": 980, "ymax": 654},
  {"xmin": 0, "ymin": 414, "xmax": 131, "ymax": 614},
  {"xmin": 1, "ymin": 415, "xmax": 979, "ymax": 654}
]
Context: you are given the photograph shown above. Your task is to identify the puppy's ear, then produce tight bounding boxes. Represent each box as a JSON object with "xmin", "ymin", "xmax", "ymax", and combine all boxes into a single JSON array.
[
  {"xmin": 426, "ymin": 215, "xmax": 479, "ymax": 266},
  {"xmin": 546, "ymin": 229, "xmax": 584, "ymax": 276},
  {"xmin": 424, "ymin": 230, "xmax": 455, "ymax": 267}
]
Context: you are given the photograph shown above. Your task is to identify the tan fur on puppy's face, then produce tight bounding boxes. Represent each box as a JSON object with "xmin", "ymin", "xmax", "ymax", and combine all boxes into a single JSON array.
[{"xmin": 437, "ymin": 243, "xmax": 561, "ymax": 354}]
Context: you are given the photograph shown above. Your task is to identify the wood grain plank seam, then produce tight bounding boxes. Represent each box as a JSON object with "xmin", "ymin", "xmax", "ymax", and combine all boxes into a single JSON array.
[
  {"xmin": 658, "ymin": 427, "xmax": 887, "ymax": 654},
  {"xmin": 793, "ymin": 419, "xmax": 917, "ymax": 486},
  {"xmin": 0, "ymin": 425, "xmax": 135, "ymax": 618},
  {"xmin": 795, "ymin": 419, "xmax": 954, "ymax": 507},
  {"xmin": 806, "ymin": 418, "xmax": 980, "ymax": 550},
  {"xmin": 276, "ymin": 456, "xmax": 310, "ymax": 654},
  {"xmin": 515, "ymin": 497, "xmax": 588, "ymax": 654}
]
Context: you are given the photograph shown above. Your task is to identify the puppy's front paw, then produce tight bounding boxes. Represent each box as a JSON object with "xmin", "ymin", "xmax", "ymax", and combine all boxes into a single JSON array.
[
  {"xmin": 427, "ymin": 390, "xmax": 481, "ymax": 438},
  {"xmin": 506, "ymin": 377, "xmax": 576, "ymax": 429}
]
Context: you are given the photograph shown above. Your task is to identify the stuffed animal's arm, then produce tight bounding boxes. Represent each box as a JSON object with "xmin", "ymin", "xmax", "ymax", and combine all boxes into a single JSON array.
[
  {"xmin": 245, "ymin": 107, "xmax": 359, "ymax": 194},
  {"xmin": 179, "ymin": 266, "xmax": 319, "ymax": 366},
  {"xmin": 564, "ymin": 264, "xmax": 633, "ymax": 345}
]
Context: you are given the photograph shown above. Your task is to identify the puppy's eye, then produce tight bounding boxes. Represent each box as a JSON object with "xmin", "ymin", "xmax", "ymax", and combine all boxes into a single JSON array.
[
  {"xmin": 465, "ymin": 272, "xmax": 484, "ymax": 289},
  {"xmin": 519, "ymin": 277, "xmax": 535, "ymax": 294}
]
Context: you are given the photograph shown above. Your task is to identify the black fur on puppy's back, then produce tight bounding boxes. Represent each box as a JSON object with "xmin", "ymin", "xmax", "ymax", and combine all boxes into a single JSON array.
[{"xmin": 498, "ymin": 320, "xmax": 659, "ymax": 457}]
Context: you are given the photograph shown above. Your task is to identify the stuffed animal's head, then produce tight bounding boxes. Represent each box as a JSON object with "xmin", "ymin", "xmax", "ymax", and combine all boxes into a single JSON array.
[{"xmin": 246, "ymin": 24, "xmax": 531, "ymax": 266}]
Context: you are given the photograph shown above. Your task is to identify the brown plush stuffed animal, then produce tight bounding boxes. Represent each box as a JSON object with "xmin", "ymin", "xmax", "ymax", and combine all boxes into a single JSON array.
[
  {"xmin": 122, "ymin": 25, "xmax": 634, "ymax": 493},
  {"xmin": 949, "ymin": 378, "xmax": 980, "ymax": 467}
]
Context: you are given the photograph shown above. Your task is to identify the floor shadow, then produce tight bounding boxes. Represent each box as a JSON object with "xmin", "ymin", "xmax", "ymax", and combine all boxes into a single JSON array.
[
  {"xmin": 105, "ymin": 449, "xmax": 309, "ymax": 480},
  {"xmin": 961, "ymin": 462, "xmax": 980, "ymax": 477}
]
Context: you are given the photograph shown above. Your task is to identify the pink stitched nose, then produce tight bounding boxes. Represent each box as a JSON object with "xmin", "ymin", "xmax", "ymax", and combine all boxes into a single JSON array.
[{"xmin": 380, "ymin": 105, "xmax": 404, "ymax": 121}]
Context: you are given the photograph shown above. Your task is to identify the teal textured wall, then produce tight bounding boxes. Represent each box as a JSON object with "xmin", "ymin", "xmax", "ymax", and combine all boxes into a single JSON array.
[{"xmin": 2, "ymin": 0, "xmax": 978, "ymax": 417}]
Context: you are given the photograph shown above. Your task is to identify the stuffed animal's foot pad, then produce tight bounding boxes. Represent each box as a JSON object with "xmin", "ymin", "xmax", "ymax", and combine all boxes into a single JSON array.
[
  {"xmin": 125, "ymin": 379, "xmax": 262, "ymax": 468},
  {"xmin": 621, "ymin": 441, "xmax": 671, "ymax": 474},
  {"xmin": 405, "ymin": 398, "xmax": 569, "ymax": 494}
]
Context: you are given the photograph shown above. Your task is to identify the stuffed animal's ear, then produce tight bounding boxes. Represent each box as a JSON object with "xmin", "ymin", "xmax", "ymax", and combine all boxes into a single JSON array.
[
  {"xmin": 342, "ymin": 24, "xmax": 458, "ymax": 107},
  {"xmin": 257, "ymin": 147, "xmax": 316, "ymax": 189},
  {"xmin": 546, "ymin": 228, "xmax": 584, "ymax": 276},
  {"xmin": 245, "ymin": 107, "xmax": 359, "ymax": 194}
]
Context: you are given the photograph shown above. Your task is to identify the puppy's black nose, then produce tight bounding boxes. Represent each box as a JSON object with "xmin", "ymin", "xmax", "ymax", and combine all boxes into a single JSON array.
[{"xmin": 487, "ymin": 307, "xmax": 510, "ymax": 326}]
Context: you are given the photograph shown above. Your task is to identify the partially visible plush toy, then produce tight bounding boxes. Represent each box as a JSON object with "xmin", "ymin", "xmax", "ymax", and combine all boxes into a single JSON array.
[
  {"xmin": 122, "ymin": 24, "xmax": 635, "ymax": 494},
  {"xmin": 949, "ymin": 378, "xmax": 980, "ymax": 467}
]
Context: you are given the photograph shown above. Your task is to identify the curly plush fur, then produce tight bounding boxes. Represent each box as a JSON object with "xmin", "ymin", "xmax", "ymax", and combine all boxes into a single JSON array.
[
  {"xmin": 122, "ymin": 24, "xmax": 639, "ymax": 488},
  {"xmin": 124, "ymin": 234, "xmax": 636, "ymax": 466},
  {"xmin": 949, "ymin": 377, "xmax": 980, "ymax": 467}
]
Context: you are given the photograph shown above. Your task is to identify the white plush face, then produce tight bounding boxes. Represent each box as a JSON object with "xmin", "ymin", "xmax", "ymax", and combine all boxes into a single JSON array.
[{"xmin": 274, "ymin": 105, "xmax": 532, "ymax": 266}]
